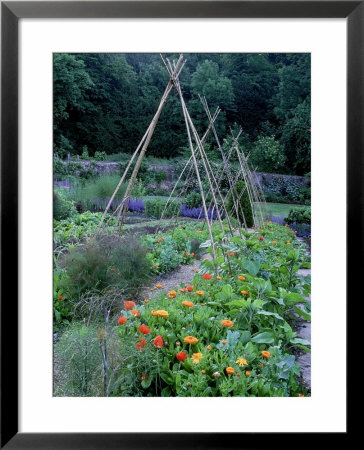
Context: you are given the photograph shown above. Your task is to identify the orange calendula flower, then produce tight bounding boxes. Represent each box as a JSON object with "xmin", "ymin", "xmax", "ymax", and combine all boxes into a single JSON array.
[
  {"xmin": 144, "ymin": 299, "xmax": 149, "ymax": 303},
  {"xmin": 237, "ymin": 373, "xmax": 241, "ymax": 377},
  {"xmin": 182, "ymin": 300, "xmax": 194, "ymax": 308},
  {"xmin": 241, "ymin": 290, "xmax": 249, "ymax": 296},
  {"xmin": 179, "ymin": 288, "xmax": 186, "ymax": 293},
  {"xmin": 152, "ymin": 310, "xmax": 169, "ymax": 318},
  {"xmin": 202, "ymin": 273, "xmax": 213, "ymax": 280},
  {"xmin": 131, "ymin": 309, "xmax": 140, "ymax": 318},
  {"xmin": 135, "ymin": 337, "xmax": 147, "ymax": 351},
  {"xmin": 124, "ymin": 300, "xmax": 136, "ymax": 310},
  {"xmin": 201, "ymin": 370, "xmax": 206, "ymax": 374},
  {"xmin": 155, "ymin": 284, "xmax": 163, "ymax": 289},
  {"xmin": 184, "ymin": 336, "xmax": 198, "ymax": 345},
  {"xmin": 216, "ymin": 276, "xmax": 222, "ymax": 280},
  {"xmin": 176, "ymin": 351, "xmax": 187, "ymax": 362},
  {"xmin": 156, "ymin": 237, "xmax": 164, "ymax": 243},
  {"xmin": 236, "ymin": 357, "xmax": 248, "ymax": 367},
  {"xmin": 238, "ymin": 275, "xmax": 246, "ymax": 281},
  {"xmin": 139, "ymin": 324, "xmax": 151, "ymax": 335},
  {"xmin": 298, "ymin": 394, "xmax": 305, "ymax": 397},
  {"xmin": 196, "ymin": 291, "xmax": 204, "ymax": 296},
  {"xmin": 168, "ymin": 290, "xmax": 177, "ymax": 299},
  {"xmin": 191, "ymin": 353, "xmax": 203, "ymax": 364},
  {"xmin": 221, "ymin": 320, "xmax": 234, "ymax": 328},
  {"xmin": 261, "ymin": 351, "xmax": 271, "ymax": 358},
  {"xmin": 222, "ymin": 340, "xmax": 227, "ymax": 345},
  {"xmin": 153, "ymin": 335, "xmax": 164, "ymax": 348},
  {"xmin": 187, "ymin": 285, "xmax": 193, "ymax": 292},
  {"xmin": 206, "ymin": 345, "xmax": 211, "ymax": 350},
  {"xmin": 272, "ymin": 241, "xmax": 277, "ymax": 244},
  {"xmin": 226, "ymin": 367, "xmax": 235, "ymax": 375},
  {"xmin": 191, "ymin": 252, "xmax": 195, "ymax": 257},
  {"xmin": 245, "ymin": 371, "xmax": 251, "ymax": 376},
  {"xmin": 118, "ymin": 316, "xmax": 127, "ymax": 325}
]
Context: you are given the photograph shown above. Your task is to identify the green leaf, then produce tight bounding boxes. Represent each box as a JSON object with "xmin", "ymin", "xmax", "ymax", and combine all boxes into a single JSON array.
[
  {"xmin": 239, "ymin": 330, "xmax": 251, "ymax": 344},
  {"xmin": 141, "ymin": 377, "xmax": 153, "ymax": 389},
  {"xmin": 258, "ymin": 310, "xmax": 284, "ymax": 321},
  {"xmin": 293, "ymin": 306, "xmax": 311, "ymax": 321},
  {"xmin": 243, "ymin": 259, "xmax": 260, "ymax": 276},
  {"xmin": 291, "ymin": 337, "xmax": 310, "ymax": 346},
  {"xmin": 251, "ymin": 331, "xmax": 274, "ymax": 344}
]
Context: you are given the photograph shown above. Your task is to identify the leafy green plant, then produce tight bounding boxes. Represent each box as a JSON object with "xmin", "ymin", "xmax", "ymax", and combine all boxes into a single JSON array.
[
  {"xmin": 94, "ymin": 151, "xmax": 107, "ymax": 161},
  {"xmin": 53, "ymin": 190, "xmax": 77, "ymax": 220},
  {"xmin": 285, "ymin": 206, "xmax": 311, "ymax": 224},
  {"xmin": 226, "ymin": 180, "xmax": 254, "ymax": 228}
]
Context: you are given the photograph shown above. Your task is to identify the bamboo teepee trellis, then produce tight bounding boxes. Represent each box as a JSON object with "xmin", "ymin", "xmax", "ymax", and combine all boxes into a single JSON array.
[{"xmin": 98, "ymin": 54, "xmax": 267, "ymax": 261}]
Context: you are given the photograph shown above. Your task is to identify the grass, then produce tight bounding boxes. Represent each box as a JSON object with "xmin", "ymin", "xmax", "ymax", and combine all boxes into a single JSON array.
[{"xmin": 255, "ymin": 202, "xmax": 307, "ymax": 220}]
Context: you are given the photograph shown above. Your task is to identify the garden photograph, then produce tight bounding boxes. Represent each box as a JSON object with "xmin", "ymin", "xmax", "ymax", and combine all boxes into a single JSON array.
[{"xmin": 53, "ymin": 52, "xmax": 311, "ymax": 398}]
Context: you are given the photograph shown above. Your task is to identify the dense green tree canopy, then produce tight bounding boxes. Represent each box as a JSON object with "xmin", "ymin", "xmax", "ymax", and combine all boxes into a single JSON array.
[{"xmin": 54, "ymin": 53, "xmax": 310, "ymax": 175}]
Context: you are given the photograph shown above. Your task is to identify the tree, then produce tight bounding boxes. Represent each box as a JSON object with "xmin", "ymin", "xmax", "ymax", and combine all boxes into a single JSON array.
[
  {"xmin": 226, "ymin": 180, "xmax": 254, "ymax": 228},
  {"xmin": 250, "ymin": 135, "xmax": 286, "ymax": 173}
]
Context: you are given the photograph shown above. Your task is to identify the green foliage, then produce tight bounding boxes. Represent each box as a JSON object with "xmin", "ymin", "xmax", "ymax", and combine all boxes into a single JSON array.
[
  {"xmin": 53, "ymin": 190, "xmax": 77, "ymax": 220},
  {"xmin": 250, "ymin": 136, "xmax": 286, "ymax": 173},
  {"xmin": 94, "ymin": 151, "xmax": 107, "ymax": 161},
  {"xmin": 285, "ymin": 206, "xmax": 311, "ymax": 224},
  {"xmin": 54, "ymin": 322, "xmax": 103, "ymax": 396},
  {"xmin": 185, "ymin": 191, "xmax": 202, "ymax": 208},
  {"xmin": 144, "ymin": 198, "xmax": 182, "ymax": 218},
  {"xmin": 53, "ymin": 53, "xmax": 310, "ymax": 175},
  {"xmin": 227, "ymin": 181, "xmax": 254, "ymax": 228},
  {"xmin": 59, "ymin": 234, "xmax": 152, "ymax": 300},
  {"xmin": 152, "ymin": 170, "xmax": 168, "ymax": 184}
]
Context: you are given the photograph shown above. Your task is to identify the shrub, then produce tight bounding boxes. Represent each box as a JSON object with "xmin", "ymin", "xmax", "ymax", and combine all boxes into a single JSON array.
[
  {"xmin": 285, "ymin": 206, "xmax": 311, "ymax": 224},
  {"xmin": 94, "ymin": 151, "xmax": 107, "ymax": 161},
  {"xmin": 158, "ymin": 247, "xmax": 183, "ymax": 272},
  {"xmin": 144, "ymin": 198, "xmax": 182, "ymax": 218},
  {"xmin": 226, "ymin": 181, "xmax": 254, "ymax": 228},
  {"xmin": 59, "ymin": 234, "xmax": 152, "ymax": 300},
  {"xmin": 153, "ymin": 170, "xmax": 167, "ymax": 184},
  {"xmin": 53, "ymin": 190, "xmax": 77, "ymax": 220},
  {"xmin": 185, "ymin": 191, "xmax": 202, "ymax": 209}
]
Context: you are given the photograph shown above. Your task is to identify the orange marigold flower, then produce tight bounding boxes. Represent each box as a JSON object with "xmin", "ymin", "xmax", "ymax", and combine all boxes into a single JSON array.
[
  {"xmin": 187, "ymin": 285, "xmax": 193, "ymax": 292},
  {"xmin": 184, "ymin": 336, "xmax": 198, "ymax": 345},
  {"xmin": 118, "ymin": 316, "xmax": 127, "ymax": 325},
  {"xmin": 152, "ymin": 309, "xmax": 169, "ymax": 318},
  {"xmin": 144, "ymin": 299, "xmax": 149, "ymax": 303},
  {"xmin": 221, "ymin": 319, "xmax": 234, "ymax": 328},
  {"xmin": 272, "ymin": 241, "xmax": 277, "ymax": 244},
  {"xmin": 153, "ymin": 335, "xmax": 164, "ymax": 348},
  {"xmin": 238, "ymin": 275, "xmax": 246, "ymax": 281},
  {"xmin": 135, "ymin": 337, "xmax": 147, "ymax": 351},
  {"xmin": 241, "ymin": 290, "xmax": 249, "ymax": 296},
  {"xmin": 124, "ymin": 300, "xmax": 135, "ymax": 310},
  {"xmin": 131, "ymin": 309, "xmax": 140, "ymax": 318},
  {"xmin": 196, "ymin": 290, "xmax": 204, "ymax": 296},
  {"xmin": 261, "ymin": 351, "xmax": 271, "ymax": 358},
  {"xmin": 226, "ymin": 367, "xmax": 235, "ymax": 375},
  {"xmin": 176, "ymin": 351, "xmax": 187, "ymax": 362},
  {"xmin": 191, "ymin": 353, "xmax": 203, "ymax": 364},
  {"xmin": 182, "ymin": 300, "xmax": 194, "ymax": 308},
  {"xmin": 202, "ymin": 273, "xmax": 213, "ymax": 280},
  {"xmin": 168, "ymin": 290, "xmax": 177, "ymax": 299},
  {"xmin": 222, "ymin": 340, "xmax": 227, "ymax": 345},
  {"xmin": 245, "ymin": 370, "xmax": 251, "ymax": 376},
  {"xmin": 206, "ymin": 345, "xmax": 211, "ymax": 350},
  {"xmin": 155, "ymin": 284, "xmax": 163, "ymax": 289},
  {"xmin": 216, "ymin": 276, "xmax": 222, "ymax": 280},
  {"xmin": 139, "ymin": 324, "xmax": 151, "ymax": 335}
]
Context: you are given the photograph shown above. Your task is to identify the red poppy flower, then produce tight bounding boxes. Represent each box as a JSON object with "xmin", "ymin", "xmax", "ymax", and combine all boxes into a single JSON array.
[
  {"xmin": 202, "ymin": 273, "xmax": 212, "ymax": 280},
  {"xmin": 139, "ymin": 324, "xmax": 151, "ymax": 335},
  {"xmin": 187, "ymin": 285, "xmax": 193, "ymax": 292},
  {"xmin": 153, "ymin": 335, "xmax": 164, "ymax": 348},
  {"xmin": 176, "ymin": 351, "xmax": 187, "ymax": 362},
  {"xmin": 135, "ymin": 338, "xmax": 147, "ymax": 351},
  {"xmin": 118, "ymin": 317, "xmax": 127, "ymax": 325},
  {"xmin": 124, "ymin": 300, "xmax": 136, "ymax": 310}
]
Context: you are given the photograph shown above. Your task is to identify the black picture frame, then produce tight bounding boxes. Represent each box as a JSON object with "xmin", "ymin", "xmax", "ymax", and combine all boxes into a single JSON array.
[{"xmin": 1, "ymin": 1, "xmax": 358, "ymax": 448}]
